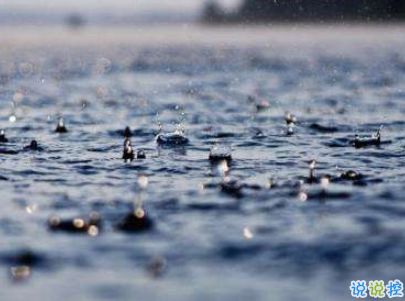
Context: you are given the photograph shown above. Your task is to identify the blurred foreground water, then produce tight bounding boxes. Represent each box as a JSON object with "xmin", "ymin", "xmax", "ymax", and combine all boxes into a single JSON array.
[{"xmin": 1, "ymin": 24, "xmax": 405, "ymax": 301}]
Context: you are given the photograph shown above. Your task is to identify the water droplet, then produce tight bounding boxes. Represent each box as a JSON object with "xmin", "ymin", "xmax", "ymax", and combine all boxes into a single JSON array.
[
  {"xmin": 243, "ymin": 227, "xmax": 254, "ymax": 240},
  {"xmin": 73, "ymin": 218, "xmax": 85, "ymax": 229},
  {"xmin": 134, "ymin": 207, "xmax": 145, "ymax": 218},
  {"xmin": 321, "ymin": 177, "xmax": 330, "ymax": 188},
  {"xmin": 137, "ymin": 175, "xmax": 149, "ymax": 189},
  {"xmin": 298, "ymin": 191, "xmax": 308, "ymax": 202},
  {"xmin": 198, "ymin": 183, "xmax": 205, "ymax": 193},
  {"xmin": 216, "ymin": 160, "xmax": 229, "ymax": 177},
  {"xmin": 87, "ymin": 225, "xmax": 99, "ymax": 237},
  {"xmin": 13, "ymin": 92, "xmax": 24, "ymax": 102},
  {"xmin": 309, "ymin": 159, "xmax": 316, "ymax": 170},
  {"xmin": 25, "ymin": 204, "xmax": 38, "ymax": 214}
]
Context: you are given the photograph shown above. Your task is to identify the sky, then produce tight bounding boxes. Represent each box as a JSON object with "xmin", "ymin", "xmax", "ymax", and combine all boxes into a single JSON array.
[{"xmin": 0, "ymin": 0, "xmax": 241, "ymax": 14}]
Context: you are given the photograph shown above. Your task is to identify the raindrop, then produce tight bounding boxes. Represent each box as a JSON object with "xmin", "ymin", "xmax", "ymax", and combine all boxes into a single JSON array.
[
  {"xmin": 243, "ymin": 227, "xmax": 254, "ymax": 240},
  {"xmin": 55, "ymin": 117, "xmax": 68, "ymax": 133},
  {"xmin": 137, "ymin": 175, "xmax": 149, "ymax": 190}
]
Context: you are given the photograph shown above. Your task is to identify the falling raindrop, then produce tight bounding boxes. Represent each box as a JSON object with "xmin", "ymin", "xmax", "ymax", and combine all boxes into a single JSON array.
[
  {"xmin": 243, "ymin": 227, "xmax": 254, "ymax": 240},
  {"xmin": 137, "ymin": 175, "xmax": 149, "ymax": 190}
]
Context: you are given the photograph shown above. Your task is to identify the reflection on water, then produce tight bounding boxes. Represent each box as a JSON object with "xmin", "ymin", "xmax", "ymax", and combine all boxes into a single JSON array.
[{"xmin": 0, "ymin": 25, "xmax": 405, "ymax": 301}]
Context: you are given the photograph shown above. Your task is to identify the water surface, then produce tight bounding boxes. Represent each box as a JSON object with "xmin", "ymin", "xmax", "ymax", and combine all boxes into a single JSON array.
[{"xmin": 1, "ymin": 24, "xmax": 405, "ymax": 301}]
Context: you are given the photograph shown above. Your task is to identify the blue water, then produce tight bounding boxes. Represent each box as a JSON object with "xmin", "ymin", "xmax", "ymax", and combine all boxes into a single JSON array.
[{"xmin": 0, "ymin": 25, "xmax": 405, "ymax": 301}]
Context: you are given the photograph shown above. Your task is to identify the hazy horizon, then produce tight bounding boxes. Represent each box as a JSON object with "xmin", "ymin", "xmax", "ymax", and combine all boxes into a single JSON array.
[
  {"xmin": 0, "ymin": 0, "xmax": 240, "ymax": 14},
  {"xmin": 0, "ymin": 0, "xmax": 242, "ymax": 25}
]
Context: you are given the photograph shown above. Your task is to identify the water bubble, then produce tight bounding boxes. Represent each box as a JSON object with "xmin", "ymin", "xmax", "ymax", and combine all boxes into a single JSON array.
[
  {"xmin": 156, "ymin": 130, "xmax": 189, "ymax": 146},
  {"xmin": 135, "ymin": 207, "xmax": 145, "ymax": 218},
  {"xmin": 298, "ymin": 191, "xmax": 308, "ymax": 202},
  {"xmin": 73, "ymin": 218, "xmax": 85, "ymax": 229},
  {"xmin": 87, "ymin": 225, "xmax": 99, "ymax": 237}
]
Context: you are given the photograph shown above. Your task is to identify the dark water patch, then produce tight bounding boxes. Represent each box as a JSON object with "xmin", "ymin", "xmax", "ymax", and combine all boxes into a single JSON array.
[
  {"xmin": 219, "ymin": 243, "xmax": 265, "ymax": 260},
  {"xmin": 198, "ymin": 131, "xmax": 239, "ymax": 139},
  {"xmin": 324, "ymin": 137, "xmax": 352, "ymax": 147},
  {"xmin": 0, "ymin": 218, "xmax": 24, "ymax": 235},
  {"xmin": 308, "ymin": 123, "xmax": 340, "ymax": 133},
  {"xmin": 75, "ymin": 165, "xmax": 99, "ymax": 175},
  {"xmin": 109, "ymin": 127, "xmax": 155, "ymax": 139},
  {"xmin": 0, "ymin": 148, "xmax": 19, "ymax": 154},
  {"xmin": 16, "ymin": 169, "xmax": 50, "ymax": 176},
  {"xmin": 62, "ymin": 159, "xmax": 93, "ymax": 164},
  {"xmin": 153, "ymin": 167, "xmax": 188, "ymax": 175},
  {"xmin": 116, "ymin": 208, "xmax": 154, "ymax": 233},
  {"xmin": 156, "ymin": 132, "xmax": 189, "ymax": 146},
  {"xmin": 186, "ymin": 202, "xmax": 239, "ymax": 211},
  {"xmin": 34, "ymin": 178, "xmax": 68, "ymax": 183},
  {"xmin": 119, "ymin": 164, "xmax": 149, "ymax": 171},
  {"xmin": 0, "ymin": 250, "xmax": 49, "ymax": 268},
  {"xmin": 87, "ymin": 145, "xmax": 116, "ymax": 153},
  {"xmin": 304, "ymin": 187, "xmax": 352, "ymax": 201},
  {"xmin": 249, "ymin": 56, "xmax": 290, "ymax": 71},
  {"xmin": 48, "ymin": 212, "xmax": 102, "ymax": 235},
  {"xmin": 94, "ymin": 284, "xmax": 131, "ymax": 300},
  {"xmin": 22, "ymin": 140, "xmax": 44, "ymax": 152}
]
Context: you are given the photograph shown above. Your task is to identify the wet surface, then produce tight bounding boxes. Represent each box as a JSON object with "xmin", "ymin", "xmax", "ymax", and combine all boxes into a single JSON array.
[{"xmin": 1, "ymin": 25, "xmax": 405, "ymax": 300}]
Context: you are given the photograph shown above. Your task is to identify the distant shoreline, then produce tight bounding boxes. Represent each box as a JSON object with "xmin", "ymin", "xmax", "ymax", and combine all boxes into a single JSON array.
[{"xmin": 201, "ymin": 0, "xmax": 405, "ymax": 24}]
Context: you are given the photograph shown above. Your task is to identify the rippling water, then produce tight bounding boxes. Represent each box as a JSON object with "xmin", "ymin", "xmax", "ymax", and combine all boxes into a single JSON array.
[{"xmin": 1, "ymin": 25, "xmax": 405, "ymax": 301}]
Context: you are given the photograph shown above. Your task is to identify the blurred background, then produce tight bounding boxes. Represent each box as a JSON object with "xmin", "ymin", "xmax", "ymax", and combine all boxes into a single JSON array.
[
  {"xmin": 1, "ymin": 2, "xmax": 405, "ymax": 301},
  {"xmin": 1, "ymin": 0, "xmax": 404, "ymax": 27}
]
